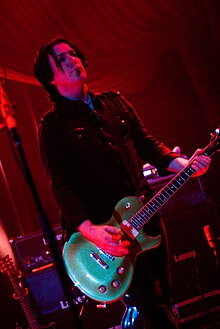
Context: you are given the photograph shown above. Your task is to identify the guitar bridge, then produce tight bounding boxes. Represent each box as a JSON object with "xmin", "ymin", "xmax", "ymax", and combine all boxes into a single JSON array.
[{"xmin": 120, "ymin": 220, "xmax": 139, "ymax": 239}]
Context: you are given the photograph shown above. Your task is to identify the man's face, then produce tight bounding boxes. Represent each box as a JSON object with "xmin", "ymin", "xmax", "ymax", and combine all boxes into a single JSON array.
[{"xmin": 49, "ymin": 42, "xmax": 87, "ymax": 90}]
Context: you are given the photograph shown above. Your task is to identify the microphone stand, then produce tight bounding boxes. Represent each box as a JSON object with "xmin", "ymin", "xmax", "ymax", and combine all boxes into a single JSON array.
[{"xmin": 0, "ymin": 85, "xmax": 84, "ymax": 329}]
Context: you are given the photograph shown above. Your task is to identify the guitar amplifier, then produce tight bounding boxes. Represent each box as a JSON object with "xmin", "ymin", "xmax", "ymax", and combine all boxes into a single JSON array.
[
  {"xmin": 9, "ymin": 224, "xmax": 62, "ymax": 272},
  {"xmin": 146, "ymin": 174, "xmax": 220, "ymax": 323}
]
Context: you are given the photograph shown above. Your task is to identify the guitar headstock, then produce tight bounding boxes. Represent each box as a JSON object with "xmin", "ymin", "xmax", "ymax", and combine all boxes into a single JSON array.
[
  {"xmin": 210, "ymin": 127, "xmax": 220, "ymax": 141},
  {"xmin": 205, "ymin": 127, "xmax": 220, "ymax": 157},
  {"xmin": 0, "ymin": 254, "xmax": 14, "ymax": 274}
]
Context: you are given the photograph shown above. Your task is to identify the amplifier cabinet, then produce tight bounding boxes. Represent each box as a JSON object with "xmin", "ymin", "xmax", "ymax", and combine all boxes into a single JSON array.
[
  {"xmin": 163, "ymin": 203, "xmax": 220, "ymax": 301},
  {"xmin": 148, "ymin": 175, "xmax": 220, "ymax": 323},
  {"xmin": 25, "ymin": 265, "xmax": 125, "ymax": 329},
  {"xmin": 25, "ymin": 265, "xmax": 67, "ymax": 315},
  {"xmin": 163, "ymin": 203, "xmax": 220, "ymax": 323}
]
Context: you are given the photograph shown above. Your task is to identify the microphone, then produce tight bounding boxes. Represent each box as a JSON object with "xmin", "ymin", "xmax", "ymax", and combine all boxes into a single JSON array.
[
  {"xmin": 0, "ymin": 84, "xmax": 17, "ymax": 130},
  {"xmin": 203, "ymin": 225, "xmax": 217, "ymax": 257}
]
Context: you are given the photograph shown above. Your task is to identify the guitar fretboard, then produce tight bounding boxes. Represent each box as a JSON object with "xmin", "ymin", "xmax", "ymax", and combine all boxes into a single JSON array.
[{"xmin": 130, "ymin": 165, "xmax": 195, "ymax": 230}]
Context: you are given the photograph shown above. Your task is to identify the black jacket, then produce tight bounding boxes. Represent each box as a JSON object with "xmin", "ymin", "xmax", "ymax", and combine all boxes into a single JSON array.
[{"xmin": 39, "ymin": 91, "xmax": 178, "ymax": 239}]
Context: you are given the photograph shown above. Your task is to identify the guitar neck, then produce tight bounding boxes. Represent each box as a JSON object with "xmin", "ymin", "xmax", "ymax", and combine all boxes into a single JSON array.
[
  {"xmin": 7, "ymin": 271, "xmax": 41, "ymax": 329},
  {"xmin": 18, "ymin": 296, "xmax": 41, "ymax": 329},
  {"xmin": 130, "ymin": 138, "xmax": 219, "ymax": 230}
]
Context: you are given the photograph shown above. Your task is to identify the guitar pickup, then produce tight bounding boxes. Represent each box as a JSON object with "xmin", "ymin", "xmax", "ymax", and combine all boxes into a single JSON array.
[
  {"xmin": 98, "ymin": 248, "xmax": 115, "ymax": 261},
  {"xmin": 90, "ymin": 251, "xmax": 109, "ymax": 269}
]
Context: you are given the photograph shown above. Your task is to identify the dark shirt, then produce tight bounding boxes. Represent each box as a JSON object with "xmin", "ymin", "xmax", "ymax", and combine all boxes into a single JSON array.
[{"xmin": 39, "ymin": 90, "xmax": 178, "ymax": 239}]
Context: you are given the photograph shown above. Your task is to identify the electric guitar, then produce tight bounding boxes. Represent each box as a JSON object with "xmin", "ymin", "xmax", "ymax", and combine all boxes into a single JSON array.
[
  {"xmin": 63, "ymin": 128, "xmax": 220, "ymax": 304},
  {"xmin": 0, "ymin": 255, "xmax": 55, "ymax": 329}
]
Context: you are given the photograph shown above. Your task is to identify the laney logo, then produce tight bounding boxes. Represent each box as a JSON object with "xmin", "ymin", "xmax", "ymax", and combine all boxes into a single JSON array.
[
  {"xmin": 42, "ymin": 233, "xmax": 62, "ymax": 245},
  {"xmin": 173, "ymin": 250, "xmax": 196, "ymax": 262}
]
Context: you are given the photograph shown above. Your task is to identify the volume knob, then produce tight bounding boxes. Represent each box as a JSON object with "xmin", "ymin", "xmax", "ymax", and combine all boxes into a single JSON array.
[
  {"xmin": 98, "ymin": 285, "xmax": 107, "ymax": 293},
  {"xmin": 112, "ymin": 280, "xmax": 120, "ymax": 288},
  {"xmin": 117, "ymin": 266, "xmax": 125, "ymax": 275}
]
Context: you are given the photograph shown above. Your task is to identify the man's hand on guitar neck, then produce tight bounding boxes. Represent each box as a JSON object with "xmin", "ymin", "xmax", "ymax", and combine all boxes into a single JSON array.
[
  {"xmin": 168, "ymin": 148, "xmax": 211, "ymax": 177},
  {"xmin": 78, "ymin": 219, "xmax": 130, "ymax": 257}
]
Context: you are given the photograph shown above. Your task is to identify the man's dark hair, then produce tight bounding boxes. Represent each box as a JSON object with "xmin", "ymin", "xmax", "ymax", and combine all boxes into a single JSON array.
[{"xmin": 33, "ymin": 37, "xmax": 88, "ymax": 102}]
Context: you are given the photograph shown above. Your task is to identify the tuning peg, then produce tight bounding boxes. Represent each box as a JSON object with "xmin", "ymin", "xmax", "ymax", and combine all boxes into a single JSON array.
[{"xmin": 211, "ymin": 127, "xmax": 220, "ymax": 137}]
